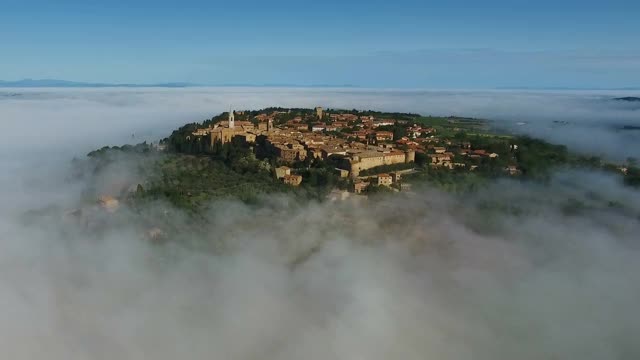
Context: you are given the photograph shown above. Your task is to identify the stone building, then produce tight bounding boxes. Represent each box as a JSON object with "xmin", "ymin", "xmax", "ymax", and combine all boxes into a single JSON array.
[
  {"xmin": 283, "ymin": 174, "xmax": 303, "ymax": 186},
  {"xmin": 275, "ymin": 166, "xmax": 291, "ymax": 179},
  {"xmin": 375, "ymin": 131, "xmax": 394, "ymax": 142},
  {"xmin": 97, "ymin": 195, "xmax": 119, "ymax": 212},
  {"xmin": 334, "ymin": 168, "xmax": 350, "ymax": 178},
  {"xmin": 207, "ymin": 110, "xmax": 250, "ymax": 146},
  {"xmin": 405, "ymin": 149, "xmax": 416, "ymax": 163},
  {"xmin": 210, "ymin": 126, "xmax": 237, "ymax": 145},
  {"xmin": 275, "ymin": 144, "xmax": 307, "ymax": 163},
  {"xmin": 348, "ymin": 150, "xmax": 407, "ymax": 177},
  {"xmin": 377, "ymin": 173, "xmax": 393, "ymax": 187},
  {"xmin": 353, "ymin": 181, "xmax": 370, "ymax": 194}
]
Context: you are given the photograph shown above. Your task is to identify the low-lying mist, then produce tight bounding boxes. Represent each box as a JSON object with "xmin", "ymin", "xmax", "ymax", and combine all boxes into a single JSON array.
[
  {"xmin": 1, "ymin": 88, "xmax": 639, "ymax": 359},
  {"xmin": 1, "ymin": 87, "xmax": 638, "ymax": 158}
]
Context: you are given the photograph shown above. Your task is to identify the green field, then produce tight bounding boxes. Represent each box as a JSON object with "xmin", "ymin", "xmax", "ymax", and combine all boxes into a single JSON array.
[{"xmin": 413, "ymin": 116, "xmax": 493, "ymax": 136}]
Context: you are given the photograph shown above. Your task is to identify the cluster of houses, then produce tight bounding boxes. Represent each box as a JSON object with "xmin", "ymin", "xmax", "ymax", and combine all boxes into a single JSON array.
[
  {"xmin": 274, "ymin": 166, "xmax": 303, "ymax": 186},
  {"xmin": 351, "ymin": 172, "xmax": 410, "ymax": 194},
  {"xmin": 187, "ymin": 107, "xmax": 519, "ymax": 190},
  {"xmin": 275, "ymin": 163, "xmax": 410, "ymax": 195},
  {"xmin": 189, "ymin": 108, "xmax": 417, "ymax": 180},
  {"xmin": 425, "ymin": 146, "xmax": 499, "ymax": 170}
]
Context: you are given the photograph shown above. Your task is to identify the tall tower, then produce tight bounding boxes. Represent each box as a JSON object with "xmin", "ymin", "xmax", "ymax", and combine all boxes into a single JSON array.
[
  {"xmin": 268, "ymin": 118, "xmax": 273, "ymax": 132},
  {"xmin": 405, "ymin": 149, "xmax": 416, "ymax": 163},
  {"xmin": 228, "ymin": 109, "xmax": 235, "ymax": 129}
]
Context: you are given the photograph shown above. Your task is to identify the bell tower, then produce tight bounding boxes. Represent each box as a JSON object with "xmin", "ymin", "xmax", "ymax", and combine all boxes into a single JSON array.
[{"xmin": 228, "ymin": 108, "xmax": 235, "ymax": 129}]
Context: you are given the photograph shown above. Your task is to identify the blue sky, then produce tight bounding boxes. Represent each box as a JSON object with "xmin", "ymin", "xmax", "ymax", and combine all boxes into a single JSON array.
[{"xmin": 1, "ymin": 0, "xmax": 639, "ymax": 88}]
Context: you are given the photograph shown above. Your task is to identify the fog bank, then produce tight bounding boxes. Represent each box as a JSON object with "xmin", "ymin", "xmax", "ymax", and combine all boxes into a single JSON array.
[
  {"xmin": 1, "ymin": 88, "xmax": 639, "ymax": 359},
  {"xmin": 1, "ymin": 87, "xmax": 638, "ymax": 159}
]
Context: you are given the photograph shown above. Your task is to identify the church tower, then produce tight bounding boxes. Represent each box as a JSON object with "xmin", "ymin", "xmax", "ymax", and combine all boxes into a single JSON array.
[{"xmin": 228, "ymin": 109, "xmax": 235, "ymax": 129}]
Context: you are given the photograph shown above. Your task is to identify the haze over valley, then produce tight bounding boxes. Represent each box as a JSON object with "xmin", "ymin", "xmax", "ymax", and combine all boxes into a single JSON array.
[{"xmin": 1, "ymin": 87, "xmax": 639, "ymax": 359}]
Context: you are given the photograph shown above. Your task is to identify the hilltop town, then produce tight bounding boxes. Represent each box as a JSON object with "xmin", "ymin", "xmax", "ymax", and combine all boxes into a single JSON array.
[
  {"xmin": 27, "ymin": 104, "xmax": 635, "ymax": 243},
  {"xmin": 73, "ymin": 105, "xmax": 639, "ymax": 218},
  {"xmin": 165, "ymin": 106, "xmax": 535, "ymax": 194}
]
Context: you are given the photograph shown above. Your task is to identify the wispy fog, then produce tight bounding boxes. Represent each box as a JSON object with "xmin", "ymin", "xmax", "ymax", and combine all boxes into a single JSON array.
[
  {"xmin": 1, "ymin": 88, "xmax": 639, "ymax": 359},
  {"xmin": 1, "ymin": 87, "xmax": 638, "ymax": 159}
]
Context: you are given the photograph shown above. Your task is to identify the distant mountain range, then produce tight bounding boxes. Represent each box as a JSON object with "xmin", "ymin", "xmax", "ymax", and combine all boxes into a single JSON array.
[
  {"xmin": 0, "ymin": 79, "xmax": 197, "ymax": 88},
  {"xmin": 0, "ymin": 79, "xmax": 358, "ymax": 88}
]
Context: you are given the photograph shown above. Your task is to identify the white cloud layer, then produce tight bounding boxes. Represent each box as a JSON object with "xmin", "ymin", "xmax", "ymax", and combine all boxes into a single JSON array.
[
  {"xmin": 0, "ymin": 88, "xmax": 639, "ymax": 359},
  {"xmin": 1, "ymin": 87, "xmax": 638, "ymax": 159}
]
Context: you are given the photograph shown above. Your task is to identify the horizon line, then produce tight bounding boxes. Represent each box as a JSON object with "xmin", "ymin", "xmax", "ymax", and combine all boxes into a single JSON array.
[{"xmin": 0, "ymin": 79, "xmax": 639, "ymax": 91}]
